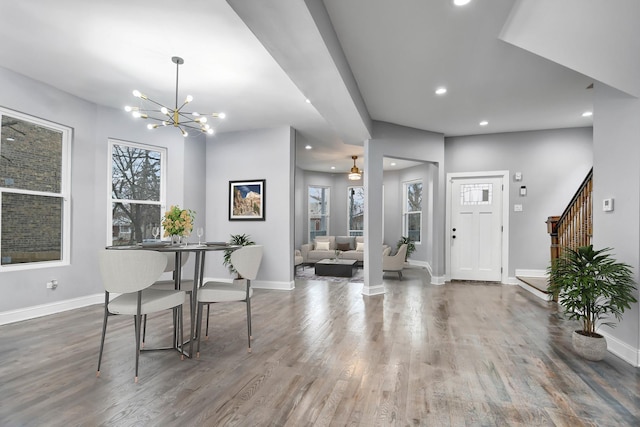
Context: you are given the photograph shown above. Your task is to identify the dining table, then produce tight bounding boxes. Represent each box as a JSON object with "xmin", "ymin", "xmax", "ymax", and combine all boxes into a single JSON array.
[{"xmin": 107, "ymin": 241, "xmax": 240, "ymax": 358}]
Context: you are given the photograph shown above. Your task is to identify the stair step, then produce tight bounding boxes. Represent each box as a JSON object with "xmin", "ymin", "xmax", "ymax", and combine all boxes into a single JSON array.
[{"xmin": 516, "ymin": 276, "xmax": 549, "ymax": 293}]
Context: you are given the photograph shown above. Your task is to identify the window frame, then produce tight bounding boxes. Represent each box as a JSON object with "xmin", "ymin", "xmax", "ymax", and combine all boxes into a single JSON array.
[
  {"xmin": 402, "ymin": 180, "xmax": 422, "ymax": 244},
  {"xmin": 308, "ymin": 185, "xmax": 330, "ymax": 242},
  {"xmin": 0, "ymin": 107, "xmax": 71, "ymax": 271},
  {"xmin": 107, "ymin": 139, "xmax": 166, "ymax": 246},
  {"xmin": 347, "ymin": 185, "xmax": 364, "ymax": 237}
]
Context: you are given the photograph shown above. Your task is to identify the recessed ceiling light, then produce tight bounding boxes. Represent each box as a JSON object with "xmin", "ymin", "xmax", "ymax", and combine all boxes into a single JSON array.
[
  {"xmin": 453, "ymin": 0, "xmax": 472, "ymax": 6},
  {"xmin": 305, "ymin": 98, "xmax": 311, "ymax": 104},
  {"xmin": 479, "ymin": 120, "xmax": 488, "ymax": 126},
  {"xmin": 331, "ymin": 166, "xmax": 336, "ymax": 170},
  {"xmin": 390, "ymin": 162, "xmax": 396, "ymax": 166},
  {"xmin": 582, "ymin": 111, "xmax": 593, "ymax": 117},
  {"xmin": 435, "ymin": 87, "xmax": 447, "ymax": 95},
  {"xmin": 305, "ymin": 145, "xmax": 312, "ymax": 150}
]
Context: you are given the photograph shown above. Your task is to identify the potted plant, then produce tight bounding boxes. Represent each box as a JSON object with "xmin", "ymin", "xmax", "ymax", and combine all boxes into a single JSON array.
[
  {"xmin": 547, "ymin": 245, "xmax": 637, "ymax": 361},
  {"xmin": 223, "ymin": 233, "xmax": 255, "ymax": 278},
  {"xmin": 396, "ymin": 236, "xmax": 416, "ymax": 261}
]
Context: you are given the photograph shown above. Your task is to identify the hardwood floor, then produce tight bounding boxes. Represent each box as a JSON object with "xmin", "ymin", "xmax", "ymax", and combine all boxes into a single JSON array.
[{"xmin": 1, "ymin": 268, "xmax": 638, "ymax": 426}]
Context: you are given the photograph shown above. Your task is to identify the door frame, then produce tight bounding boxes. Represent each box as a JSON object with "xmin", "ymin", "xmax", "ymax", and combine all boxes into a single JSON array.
[{"xmin": 445, "ymin": 170, "xmax": 510, "ymax": 284}]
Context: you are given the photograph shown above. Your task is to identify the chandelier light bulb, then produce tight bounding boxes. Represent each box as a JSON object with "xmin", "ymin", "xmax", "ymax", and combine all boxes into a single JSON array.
[
  {"xmin": 126, "ymin": 57, "xmax": 225, "ymax": 137},
  {"xmin": 219, "ymin": 112, "xmax": 226, "ymax": 119}
]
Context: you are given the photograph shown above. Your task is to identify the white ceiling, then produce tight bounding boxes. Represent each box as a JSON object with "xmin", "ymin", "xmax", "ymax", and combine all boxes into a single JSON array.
[{"xmin": 0, "ymin": 0, "xmax": 596, "ymax": 173}]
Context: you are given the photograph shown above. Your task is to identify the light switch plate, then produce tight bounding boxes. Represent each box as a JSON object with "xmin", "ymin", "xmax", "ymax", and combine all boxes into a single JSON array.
[
  {"xmin": 514, "ymin": 204, "xmax": 523, "ymax": 212},
  {"xmin": 603, "ymin": 198, "xmax": 614, "ymax": 212}
]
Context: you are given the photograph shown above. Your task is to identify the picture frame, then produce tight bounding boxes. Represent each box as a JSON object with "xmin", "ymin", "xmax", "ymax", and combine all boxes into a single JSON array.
[{"xmin": 229, "ymin": 179, "xmax": 266, "ymax": 221}]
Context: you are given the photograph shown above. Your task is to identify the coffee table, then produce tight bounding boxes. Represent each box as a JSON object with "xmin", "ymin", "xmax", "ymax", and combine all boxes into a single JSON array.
[{"xmin": 315, "ymin": 258, "xmax": 357, "ymax": 277}]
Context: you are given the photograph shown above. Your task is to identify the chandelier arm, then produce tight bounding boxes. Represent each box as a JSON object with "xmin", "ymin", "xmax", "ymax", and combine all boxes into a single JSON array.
[{"xmin": 140, "ymin": 96, "xmax": 168, "ymax": 109}]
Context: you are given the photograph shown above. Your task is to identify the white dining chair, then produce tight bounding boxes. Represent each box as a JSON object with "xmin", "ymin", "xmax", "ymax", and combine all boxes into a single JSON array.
[
  {"xmin": 97, "ymin": 250, "xmax": 186, "ymax": 383},
  {"xmin": 195, "ymin": 245, "xmax": 263, "ymax": 357},
  {"xmin": 142, "ymin": 252, "xmax": 193, "ymax": 347}
]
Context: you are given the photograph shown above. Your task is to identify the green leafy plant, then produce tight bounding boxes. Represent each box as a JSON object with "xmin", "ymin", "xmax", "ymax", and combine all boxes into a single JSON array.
[
  {"xmin": 223, "ymin": 233, "xmax": 255, "ymax": 277},
  {"xmin": 547, "ymin": 245, "xmax": 637, "ymax": 337},
  {"xmin": 396, "ymin": 236, "xmax": 416, "ymax": 261}
]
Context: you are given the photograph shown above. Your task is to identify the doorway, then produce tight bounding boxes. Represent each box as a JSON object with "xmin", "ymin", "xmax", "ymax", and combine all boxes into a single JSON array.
[{"xmin": 446, "ymin": 171, "xmax": 509, "ymax": 283}]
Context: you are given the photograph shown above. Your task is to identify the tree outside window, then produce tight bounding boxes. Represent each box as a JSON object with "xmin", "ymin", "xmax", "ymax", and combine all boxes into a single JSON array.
[
  {"xmin": 309, "ymin": 186, "xmax": 330, "ymax": 242},
  {"xmin": 110, "ymin": 141, "xmax": 165, "ymax": 246},
  {"xmin": 348, "ymin": 186, "xmax": 364, "ymax": 236},
  {"xmin": 403, "ymin": 181, "xmax": 422, "ymax": 243}
]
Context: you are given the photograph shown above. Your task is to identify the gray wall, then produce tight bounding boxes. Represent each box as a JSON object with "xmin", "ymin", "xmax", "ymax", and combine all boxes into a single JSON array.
[
  {"xmin": 445, "ymin": 127, "xmax": 593, "ymax": 276},
  {"xmin": 592, "ymin": 83, "xmax": 640, "ymax": 351},
  {"xmin": 204, "ymin": 127, "xmax": 295, "ymax": 287},
  {"xmin": 0, "ymin": 65, "xmax": 201, "ymax": 313}
]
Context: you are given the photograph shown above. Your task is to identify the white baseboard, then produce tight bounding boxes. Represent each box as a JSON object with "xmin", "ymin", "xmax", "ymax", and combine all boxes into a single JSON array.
[
  {"xmin": 599, "ymin": 330, "xmax": 640, "ymax": 367},
  {"xmin": 252, "ymin": 280, "xmax": 295, "ymax": 291},
  {"xmin": 0, "ymin": 293, "xmax": 104, "ymax": 325},
  {"xmin": 361, "ymin": 283, "xmax": 385, "ymax": 296},
  {"xmin": 515, "ymin": 268, "xmax": 547, "ymax": 278},
  {"xmin": 431, "ymin": 276, "xmax": 446, "ymax": 285}
]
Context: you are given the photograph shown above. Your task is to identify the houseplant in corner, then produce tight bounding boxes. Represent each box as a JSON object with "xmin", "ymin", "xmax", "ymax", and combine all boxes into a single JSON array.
[
  {"xmin": 223, "ymin": 233, "xmax": 255, "ymax": 278},
  {"xmin": 396, "ymin": 236, "xmax": 416, "ymax": 261},
  {"xmin": 547, "ymin": 245, "xmax": 637, "ymax": 361}
]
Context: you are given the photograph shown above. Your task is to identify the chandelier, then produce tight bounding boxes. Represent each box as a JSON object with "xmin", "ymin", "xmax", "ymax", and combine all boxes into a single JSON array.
[
  {"xmin": 348, "ymin": 155, "xmax": 362, "ymax": 180},
  {"xmin": 125, "ymin": 56, "xmax": 225, "ymax": 137}
]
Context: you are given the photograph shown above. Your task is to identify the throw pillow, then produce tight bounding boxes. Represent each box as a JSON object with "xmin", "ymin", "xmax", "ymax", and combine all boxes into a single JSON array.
[
  {"xmin": 356, "ymin": 242, "xmax": 365, "ymax": 251},
  {"xmin": 316, "ymin": 241, "xmax": 330, "ymax": 251},
  {"xmin": 335, "ymin": 236, "xmax": 356, "ymax": 250},
  {"xmin": 337, "ymin": 242, "xmax": 351, "ymax": 251}
]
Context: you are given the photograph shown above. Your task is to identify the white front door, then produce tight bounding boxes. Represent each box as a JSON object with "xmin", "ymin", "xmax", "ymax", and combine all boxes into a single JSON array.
[{"xmin": 450, "ymin": 176, "xmax": 503, "ymax": 281}]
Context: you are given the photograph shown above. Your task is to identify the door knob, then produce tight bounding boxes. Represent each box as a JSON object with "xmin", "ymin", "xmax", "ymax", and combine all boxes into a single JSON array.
[
  {"xmin": 452, "ymin": 235, "xmax": 456, "ymax": 239},
  {"xmin": 452, "ymin": 228, "xmax": 456, "ymax": 232}
]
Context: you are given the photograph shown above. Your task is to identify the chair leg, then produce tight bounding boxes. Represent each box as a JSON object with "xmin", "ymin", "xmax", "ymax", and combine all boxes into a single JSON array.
[
  {"xmin": 246, "ymin": 298, "xmax": 252, "ymax": 353},
  {"xmin": 177, "ymin": 305, "xmax": 184, "ymax": 360},
  {"xmin": 141, "ymin": 314, "xmax": 147, "ymax": 349},
  {"xmin": 97, "ymin": 292, "xmax": 109, "ymax": 378},
  {"xmin": 196, "ymin": 302, "xmax": 204, "ymax": 358},
  {"xmin": 205, "ymin": 304, "xmax": 210, "ymax": 340},
  {"xmin": 133, "ymin": 314, "xmax": 142, "ymax": 383},
  {"xmin": 133, "ymin": 292, "xmax": 143, "ymax": 383}
]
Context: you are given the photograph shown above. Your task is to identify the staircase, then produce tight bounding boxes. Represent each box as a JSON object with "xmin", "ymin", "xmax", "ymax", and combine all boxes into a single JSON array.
[{"xmin": 544, "ymin": 168, "xmax": 593, "ymax": 300}]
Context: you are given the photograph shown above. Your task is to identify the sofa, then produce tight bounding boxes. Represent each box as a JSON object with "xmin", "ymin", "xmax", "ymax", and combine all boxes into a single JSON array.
[{"xmin": 300, "ymin": 236, "xmax": 389, "ymax": 264}]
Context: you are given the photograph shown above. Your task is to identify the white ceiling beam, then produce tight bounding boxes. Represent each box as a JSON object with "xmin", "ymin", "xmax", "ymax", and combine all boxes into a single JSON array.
[{"xmin": 227, "ymin": 0, "xmax": 372, "ymax": 144}]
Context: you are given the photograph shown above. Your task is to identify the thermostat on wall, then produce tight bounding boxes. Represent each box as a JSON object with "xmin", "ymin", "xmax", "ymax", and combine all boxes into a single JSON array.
[{"xmin": 603, "ymin": 198, "xmax": 614, "ymax": 212}]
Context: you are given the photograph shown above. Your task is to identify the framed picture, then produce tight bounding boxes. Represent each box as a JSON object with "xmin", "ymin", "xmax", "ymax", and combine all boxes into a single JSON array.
[{"xmin": 229, "ymin": 179, "xmax": 266, "ymax": 221}]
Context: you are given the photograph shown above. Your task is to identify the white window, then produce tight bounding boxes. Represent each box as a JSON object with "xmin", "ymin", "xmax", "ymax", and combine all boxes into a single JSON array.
[
  {"xmin": 308, "ymin": 186, "xmax": 330, "ymax": 242},
  {"xmin": 347, "ymin": 186, "xmax": 364, "ymax": 236},
  {"xmin": 0, "ymin": 108, "xmax": 71, "ymax": 270},
  {"xmin": 403, "ymin": 180, "xmax": 422, "ymax": 244},
  {"xmin": 109, "ymin": 140, "xmax": 166, "ymax": 246}
]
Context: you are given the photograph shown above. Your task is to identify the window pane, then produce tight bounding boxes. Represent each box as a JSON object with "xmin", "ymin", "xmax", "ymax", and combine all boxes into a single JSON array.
[
  {"xmin": 0, "ymin": 115, "xmax": 62, "ymax": 193},
  {"xmin": 406, "ymin": 182, "xmax": 422, "ymax": 211},
  {"xmin": 111, "ymin": 144, "xmax": 161, "ymax": 201},
  {"xmin": 407, "ymin": 212, "xmax": 421, "ymax": 242},
  {"xmin": 461, "ymin": 183, "xmax": 492, "ymax": 205},
  {"xmin": 309, "ymin": 186, "xmax": 329, "ymax": 215},
  {"xmin": 348, "ymin": 186, "xmax": 364, "ymax": 235},
  {"xmin": 112, "ymin": 202, "xmax": 161, "ymax": 246},
  {"xmin": 1, "ymin": 193, "xmax": 62, "ymax": 265}
]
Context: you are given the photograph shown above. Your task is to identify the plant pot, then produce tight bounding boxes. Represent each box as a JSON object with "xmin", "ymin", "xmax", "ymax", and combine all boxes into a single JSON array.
[{"xmin": 572, "ymin": 330, "xmax": 607, "ymax": 361}]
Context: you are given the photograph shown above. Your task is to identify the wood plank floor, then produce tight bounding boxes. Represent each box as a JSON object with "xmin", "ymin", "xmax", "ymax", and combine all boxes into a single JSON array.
[{"xmin": 1, "ymin": 268, "xmax": 638, "ymax": 426}]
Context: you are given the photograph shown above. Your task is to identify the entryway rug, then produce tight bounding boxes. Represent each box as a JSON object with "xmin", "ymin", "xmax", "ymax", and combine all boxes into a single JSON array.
[{"xmin": 295, "ymin": 265, "xmax": 364, "ymax": 283}]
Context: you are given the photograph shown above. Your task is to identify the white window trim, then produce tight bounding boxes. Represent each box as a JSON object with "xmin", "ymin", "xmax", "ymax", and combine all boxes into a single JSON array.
[
  {"xmin": 308, "ymin": 185, "xmax": 330, "ymax": 242},
  {"xmin": 403, "ymin": 180, "xmax": 422, "ymax": 244},
  {"xmin": 107, "ymin": 139, "xmax": 166, "ymax": 246},
  {"xmin": 0, "ymin": 107, "xmax": 71, "ymax": 271}
]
